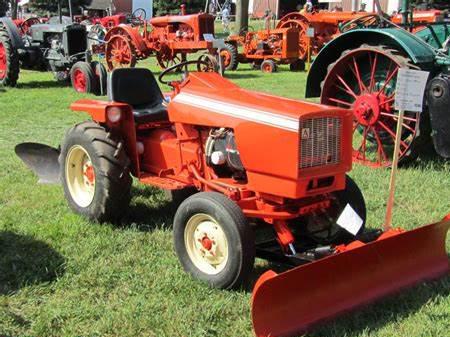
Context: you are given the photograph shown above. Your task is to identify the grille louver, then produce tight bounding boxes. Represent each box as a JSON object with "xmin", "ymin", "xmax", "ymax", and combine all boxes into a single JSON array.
[{"xmin": 299, "ymin": 117, "xmax": 341, "ymax": 169}]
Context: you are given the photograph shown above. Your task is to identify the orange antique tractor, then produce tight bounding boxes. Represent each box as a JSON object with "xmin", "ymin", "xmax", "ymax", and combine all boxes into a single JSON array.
[
  {"xmin": 102, "ymin": 6, "xmax": 219, "ymax": 71},
  {"xmin": 223, "ymin": 27, "xmax": 304, "ymax": 73},
  {"xmin": 16, "ymin": 63, "xmax": 449, "ymax": 336}
]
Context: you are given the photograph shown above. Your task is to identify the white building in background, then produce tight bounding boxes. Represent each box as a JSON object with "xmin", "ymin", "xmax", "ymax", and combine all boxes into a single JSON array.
[{"xmin": 326, "ymin": 0, "xmax": 401, "ymax": 14}]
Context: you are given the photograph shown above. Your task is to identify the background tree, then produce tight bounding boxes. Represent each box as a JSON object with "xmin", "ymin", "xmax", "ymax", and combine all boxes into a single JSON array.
[
  {"xmin": 235, "ymin": 0, "xmax": 249, "ymax": 34},
  {"xmin": 29, "ymin": 0, "xmax": 92, "ymax": 16},
  {"xmin": 153, "ymin": 0, "xmax": 204, "ymax": 15}
]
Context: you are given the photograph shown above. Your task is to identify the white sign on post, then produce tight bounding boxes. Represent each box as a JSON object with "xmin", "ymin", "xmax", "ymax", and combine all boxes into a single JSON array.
[
  {"xmin": 394, "ymin": 68, "xmax": 429, "ymax": 112},
  {"xmin": 306, "ymin": 27, "xmax": 315, "ymax": 37}
]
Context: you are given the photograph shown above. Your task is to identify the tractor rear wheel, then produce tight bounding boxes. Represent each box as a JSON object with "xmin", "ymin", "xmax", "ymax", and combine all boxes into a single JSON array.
[
  {"xmin": 105, "ymin": 34, "xmax": 137, "ymax": 70},
  {"xmin": 173, "ymin": 192, "xmax": 255, "ymax": 289},
  {"xmin": 60, "ymin": 121, "xmax": 132, "ymax": 222},
  {"xmin": 220, "ymin": 43, "xmax": 238, "ymax": 70},
  {"xmin": 261, "ymin": 59, "xmax": 277, "ymax": 73},
  {"xmin": 320, "ymin": 45, "xmax": 430, "ymax": 167},
  {"xmin": 70, "ymin": 62, "xmax": 97, "ymax": 94},
  {"xmin": 0, "ymin": 28, "xmax": 19, "ymax": 87}
]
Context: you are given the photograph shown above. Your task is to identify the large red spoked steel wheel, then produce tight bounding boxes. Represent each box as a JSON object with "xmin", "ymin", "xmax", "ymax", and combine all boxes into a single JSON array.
[
  {"xmin": 156, "ymin": 49, "xmax": 186, "ymax": 70},
  {"xmin": 321, "ymin": 45, "xmax": 429, "ymax": 168},
  {"xmin": 0, "ymin": 28, "xmax": 19, "ymax": 87},
  {"xmin": 105, "ymin": 34, "xmax": 137, "ymax": 71},
  {"xmin": 276, "ymin": 13, "xmax": 310, "ymax": 60}
]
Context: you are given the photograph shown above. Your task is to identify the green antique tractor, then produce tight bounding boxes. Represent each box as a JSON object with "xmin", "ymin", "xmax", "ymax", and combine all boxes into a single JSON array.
[{"xmin": 306, "ymin": 0, "xmax": 450, "ymax": 167}]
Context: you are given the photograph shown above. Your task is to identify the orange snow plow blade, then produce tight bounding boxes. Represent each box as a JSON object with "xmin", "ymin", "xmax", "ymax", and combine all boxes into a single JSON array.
[{"xmin": 252, "ymin": 217, "xmax": 450, "ymax": 337}]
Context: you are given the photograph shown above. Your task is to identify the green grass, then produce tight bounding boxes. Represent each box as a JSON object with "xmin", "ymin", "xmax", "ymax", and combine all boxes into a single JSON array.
[{"xmin": 0, "ymin": 59, "xmax": 449, "ymax": 337}]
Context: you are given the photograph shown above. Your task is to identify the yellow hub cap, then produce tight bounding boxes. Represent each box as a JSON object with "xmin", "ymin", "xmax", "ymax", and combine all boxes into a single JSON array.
[
  {"xmin": 184, "ymin": 213, "xmax": 229, "ymax": 275},
  {"xmin": 65, "ymin": 145, "xmax": 95, "ymax": 208}
]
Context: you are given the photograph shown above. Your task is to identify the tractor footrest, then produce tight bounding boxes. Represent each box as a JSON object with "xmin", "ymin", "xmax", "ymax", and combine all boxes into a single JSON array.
[{"xmin": 139, "ymin": 174, "xmax": 187, "ymax": 190}]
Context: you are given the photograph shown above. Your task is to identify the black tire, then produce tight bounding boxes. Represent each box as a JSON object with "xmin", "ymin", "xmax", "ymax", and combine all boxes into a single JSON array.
[
  {"xmin": 173, "ymin": 192, "xmax": 255, "ymax": 289},
  {"xmin": 70, "ymin": 61, "xmax": 97, "ymax": 94},
  {"xmin": 221, "ymin": 43, "xmax": 238, "ymax": 71},
  {"xmin": 0, "ymin": 28, "xmax": 20, "ymax": 87},
  {"xmin": 260, "ymin": 59, "xmax": 277, "ymax": 73},
  {"xmin": 90, "ymin": 61, "xmax": 107, "ymax": 96},
  {"xmin": 298, "ymin": 175, "xmax": 366, "ymax": 245},
  {"xmin": 59, "ymin": 121, "xmax": 132, "ymax": 222},
  {"xmin": 289, "ymin": 59, "xmax": 305, "ymax": 72}
]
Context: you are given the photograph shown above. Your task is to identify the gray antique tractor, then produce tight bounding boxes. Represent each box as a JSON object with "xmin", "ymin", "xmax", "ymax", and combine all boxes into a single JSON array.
[{"xmin": 0, "ymin": 15, "xmax": 106, "ymax": 94}]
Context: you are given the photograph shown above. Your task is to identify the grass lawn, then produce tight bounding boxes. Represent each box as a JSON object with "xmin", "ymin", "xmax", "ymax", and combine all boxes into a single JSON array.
[{"xmin": 0, "ymin": 58, "xmax": 449, "ymax": 337}]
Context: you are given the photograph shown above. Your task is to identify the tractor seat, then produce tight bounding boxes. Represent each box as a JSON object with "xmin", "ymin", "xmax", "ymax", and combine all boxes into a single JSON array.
[{"xmin": 108, "ymin": 68, "xmax": 168, "ymax": 124}]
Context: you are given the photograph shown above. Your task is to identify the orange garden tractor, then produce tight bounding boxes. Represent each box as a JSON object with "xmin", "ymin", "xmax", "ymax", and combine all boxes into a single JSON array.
[
  {"xmin": 16, "ymin": 63, "xmax": 449, "ymax": 336},
  {"xmin": 223, "ymin": 27, "xmax": 304, "ymax": 73}
]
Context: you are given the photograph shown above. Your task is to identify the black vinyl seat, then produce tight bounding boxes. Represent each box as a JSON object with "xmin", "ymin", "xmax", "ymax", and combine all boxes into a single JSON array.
[{"xmin": 108, "ymin": 68, "xmax": 168, "ymax": 124}]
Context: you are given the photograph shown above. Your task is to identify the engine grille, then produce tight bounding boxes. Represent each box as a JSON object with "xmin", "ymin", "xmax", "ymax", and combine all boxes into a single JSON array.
[{"xmin": 299, "ymin": 117, "xmax": 342, "ymax": 169}]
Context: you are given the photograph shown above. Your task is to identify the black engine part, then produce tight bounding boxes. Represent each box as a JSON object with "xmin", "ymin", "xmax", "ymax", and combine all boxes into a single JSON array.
[{"xmin": 428, "ymin": 74, "xmax": 450, "ymax": 158}]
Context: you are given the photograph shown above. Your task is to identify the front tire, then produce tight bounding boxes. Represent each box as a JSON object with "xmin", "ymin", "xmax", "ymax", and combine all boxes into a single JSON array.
[
  {"xmin": 70, "ymin": 61, "xmax": 97, "ymax": 93},
  {"xmin": 60, "ymin": 121, "xmax": 132, "ymax": 222},
  {"xmin": 173, "ymin": 192, "xmax": 255, "ymax": 289}
]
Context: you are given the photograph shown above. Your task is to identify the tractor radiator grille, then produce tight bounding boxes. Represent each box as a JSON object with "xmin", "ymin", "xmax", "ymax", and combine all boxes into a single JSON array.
[{"xmin": 299, "ymin": 117, "xmax": 341, "ymax": 169}]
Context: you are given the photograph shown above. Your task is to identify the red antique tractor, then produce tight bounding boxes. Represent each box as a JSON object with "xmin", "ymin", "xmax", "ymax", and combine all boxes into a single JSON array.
[
  {"xmin": 276, "ymin": 11, "xmax": 370, "ymax": 61},
  {"xmin": 16, "ymin": 62, "xmax": 449, "ymax": 336},
  {"xmin": 223, "ymin": 27, "xmax": 304, "ymax": 73},
  {"xmin": 101, "ymin": 6, "xmax": 219, "ymax": 71},
  {"xmin": 276, "ymin": 8, "xmax": 447, "ymax": 63}
]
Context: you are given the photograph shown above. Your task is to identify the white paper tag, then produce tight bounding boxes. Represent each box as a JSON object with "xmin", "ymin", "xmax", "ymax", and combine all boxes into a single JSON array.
[
  {"xmin": 336, "ymin": 204, "xmax": 363, "ymax": 236},
  {"xmin": 394, "ymin": 68, "xmax": 429, "ymax": 112}
]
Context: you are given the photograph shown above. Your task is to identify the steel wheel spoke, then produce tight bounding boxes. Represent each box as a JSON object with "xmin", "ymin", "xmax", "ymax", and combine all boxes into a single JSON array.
[
  {"xmin": 377, "ymin": 65, "xmax": 399, "ymax": 96},
  {"xmin": 380, "ymin": 112, "xmax": 417, "ymax": 123},
  {"xmin": 351, "ymin": 56, "xmax": 367, "ymax": 93},
  {"xmin": 369, "ymin": 52, "xmax": 378, "ymax": 92},
  {"xmin": 337, "ymin": 75, "xmax": 358, "ymax": 99},
  {"xmin": 328, "ymin": 97, "xmax": 353, "ymax": 107},
  {"xmin": 377, "ymin": 120, "xmax": 409, "ymax": 150}
]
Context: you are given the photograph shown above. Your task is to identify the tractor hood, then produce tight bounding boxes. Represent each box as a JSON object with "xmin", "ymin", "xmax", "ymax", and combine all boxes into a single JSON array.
[
  {"xmin": 169, "ymin": 73, "xmax": 353, "ymax": 199},
  {"xmin": 169, "ymin": 72, "xmax": 344, "ymax": 131}
]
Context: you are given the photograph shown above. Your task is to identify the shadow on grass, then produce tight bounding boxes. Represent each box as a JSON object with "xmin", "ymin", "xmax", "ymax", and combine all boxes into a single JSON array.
[
  {"xmin": 405, "ymin": 150, "xmax": 449, "ymax": 171},
  {"xmin": 225, "ymin": 72, "xmax": 259, "ymax": 79},
  {"xmin": 17, "ymin": 81, "xmax": 68, "ymax": 90},
  {"xmin": 117, "ymin": 185, "xmax": 177, "ymax": 232},
  {"xmin": 0, "ymin": 231, "xmax": 65, "ymax": 295}
]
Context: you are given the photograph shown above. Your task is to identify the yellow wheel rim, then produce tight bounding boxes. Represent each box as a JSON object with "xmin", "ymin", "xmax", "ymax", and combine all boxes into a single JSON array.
[
  {"xmin": 184, "ymin": 213, "xmax": 229, "ymax": 275},
  {"xmin": 65, "ymin": 145, "xmax": 96, "ymax": 208}
]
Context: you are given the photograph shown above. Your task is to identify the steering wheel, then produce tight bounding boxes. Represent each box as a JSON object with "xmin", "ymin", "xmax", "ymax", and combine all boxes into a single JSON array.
[
  {"xmin": 158, "ymin": 60, "xmax": 212, "ymax": 86},
  {"xmin": 130, "ymin": 8, "xmax": 147, "ymax": 25},
  {"xmin": 339, "ymin": 14, "xmax": 384, "ymax": 33}
]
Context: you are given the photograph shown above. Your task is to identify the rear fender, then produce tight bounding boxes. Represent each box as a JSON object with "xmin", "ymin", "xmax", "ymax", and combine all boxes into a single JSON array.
[
  {"xmin": 0, "ymin": 17, "xmax": 24, "ymax": 49},
  {"xmin": 306, "ymin": 28, "xmax": 437, "ymax": 98},
  {"xmin": 104, "ymin": 25, "xmax": 147, "ymax": 53},
  {"xmin": 71, "ymin": 99, "xmax": 140, "ymax": 176}
]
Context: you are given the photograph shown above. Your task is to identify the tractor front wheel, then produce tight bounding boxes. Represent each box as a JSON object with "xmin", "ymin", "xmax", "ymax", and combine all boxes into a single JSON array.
[
  {"xmin": 60, "ymin": 121, "xmax": 132, "ymax": 222},
  {"xmin": 261, "ymin": 59, "xmax": 277, "ymax": 73},
  {"xmin": 0, "ymin": 28, "xmax": 19, "ymax": 87},
  {"xmin": 173, "ymin": 192, "xmax": 255, "ymax": 289},
  {"xmin": 321, "ymin": 45, "xmax": 430, "ymax": 167},
  {"xmin": 220, "ymin": 43, "xmax": 238, "ymax": 71},
  {"xmin": 70, "ymin": 62, "xmax": 97, "ymax": 94}
]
